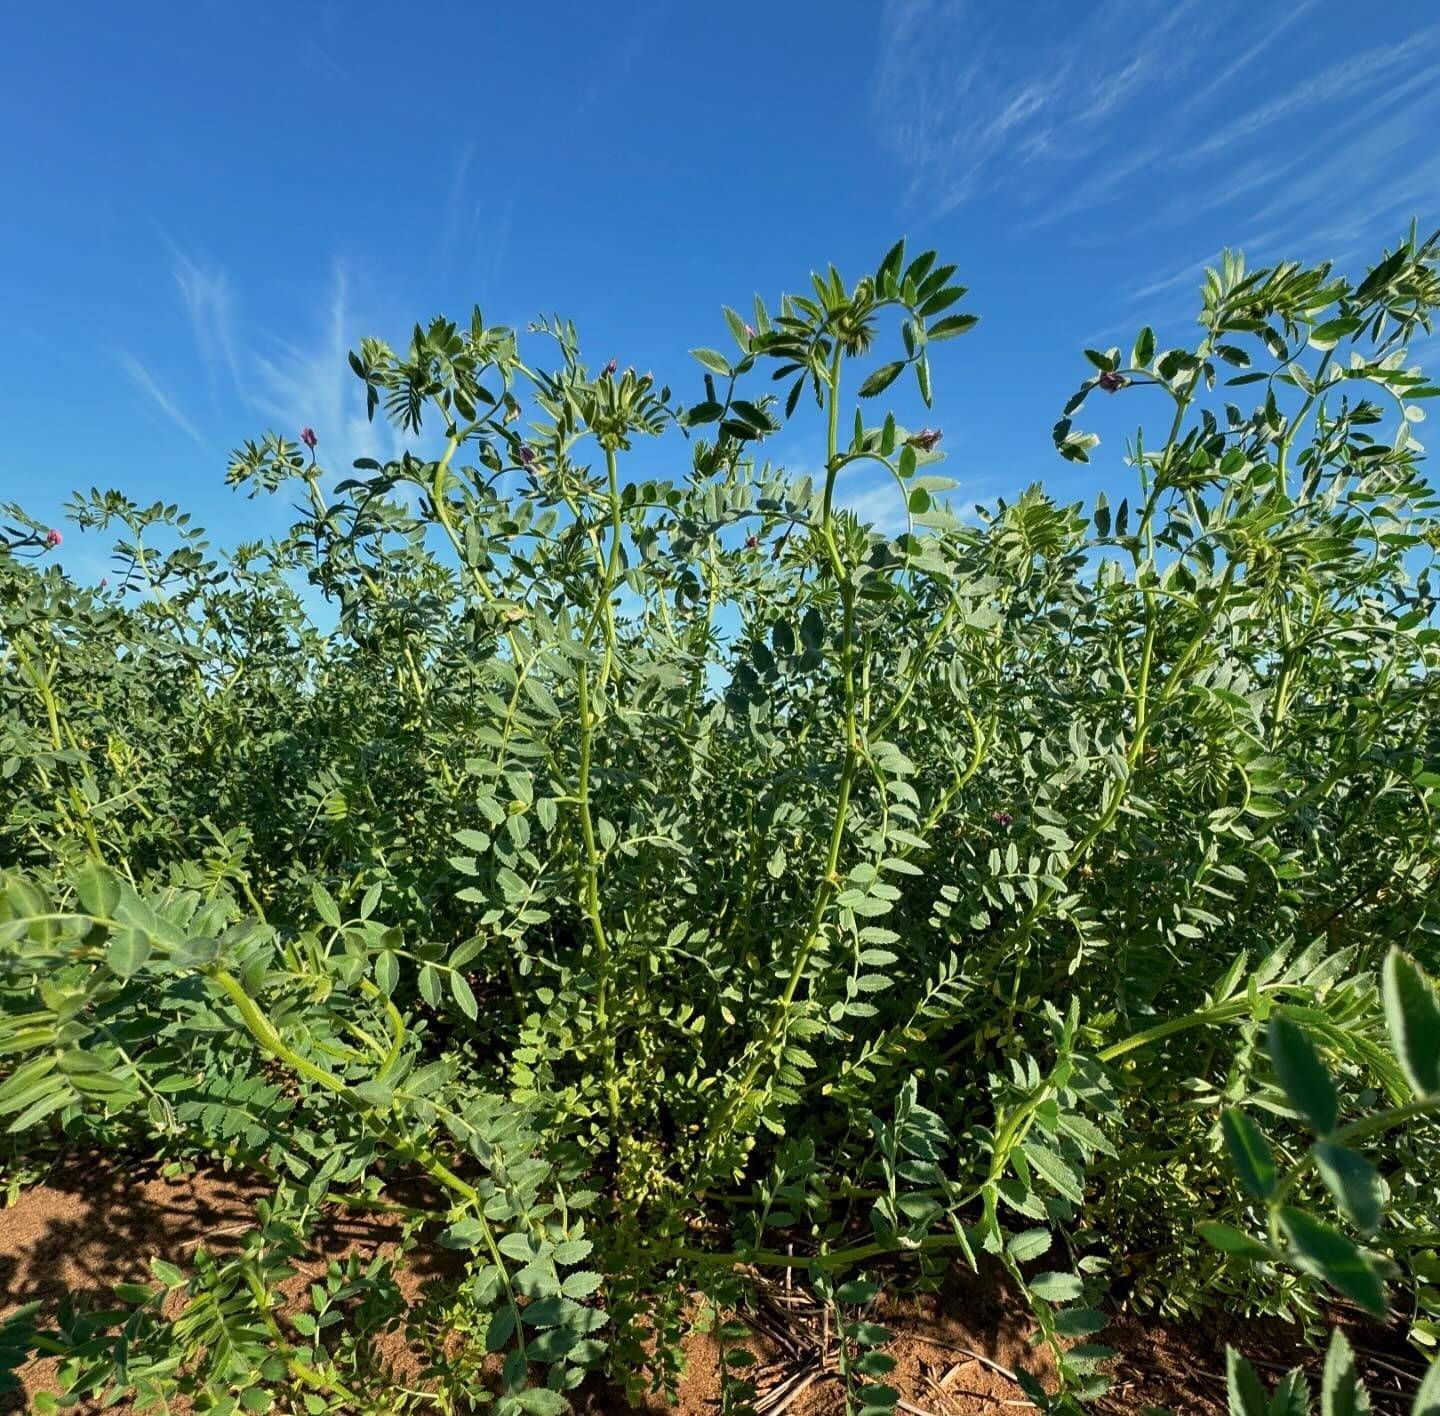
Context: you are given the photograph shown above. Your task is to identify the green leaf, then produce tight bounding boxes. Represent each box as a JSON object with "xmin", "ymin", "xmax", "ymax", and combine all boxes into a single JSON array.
[
  {"xmin": 1028, "ymin": 1271, "xmax": 1083, "ymax": 1302},
  {"xmin": 1198, "ymin": 1222, "xmax": 1272, "ymax": 1259},
  {"xmin": 1313, "ymin": 1142, "xmax": 1382, "ymax": 1234},
  {"xmin": 1005, "ymin": 1228, "xmax": 1052, "ymax": 1263},
  {"xmin": 352, "ymin": 1081, "xmax": 393, "ymax": 1110},
  {"xmin": 1414, "ymin": 1355, "xmax": 1440, "ymax": 1416},
  {"xmin": 1020, "ymin": 1142, "xmax": 1084, "ymax": 1203},
  {"xmin": 1053, "ymin": 1308, "xmax": 1108, "ymax": 1338},
  {"xmin": 1226, "ymin": 1348, "xmax": 1270, "ymax": 1416},
  {"xmin": 877, "ymin": 238, "xmax": 906, "ymax": 289},
  {"xmin": 690, "ymin": 348, "xmax": 731, "ymax": 376},
  {"xmin": 517, "ymin": 1390, "xmax": 570, "ymax": 1416},
  {"xmin": 858, "ymin": 362, "xmax": 905, "ymax": 398},
  {"xmin": 1131, "ymin": 326, "xmax": 1156, "ymax": 368},
  {"xmin": 439, "ymin": 1218, "xmax": 487, "ymax": 1249},
  {"xmin": 1268, "ymin": 1016, "xmax": 1338, "ymax": 1135},
  {"xmin": 375, "ymin": 951, "xmax": 399, "ymax": 997},
  {"xmin": 106, "ymin": 927, "xmax": 152, "ymax": 979},
  {"xmin": 1319, "ymin": 1327, "xmax": 1370, "ymax": 1416},
  {"xmin": 485, "ymin": 1305, "xmax": 517, "ymax": 1353},
  {"xmin": 928, "ymin": 313, "xmax": 978, "ymax": 340},
  {"xmin": 1355, "ymin": 246, "xmax": 1407, "ymax": 300},
  {"xmin": 499, "ymin": 1232, "xmax": 541, "ymax": 1261},
  {"xmin": 1308, "ymin": 317, "xmax": 1361, "ymax": 351},
  {"xmin": 496, "ymin": 867, "xmax": 528, "ymax": 904},
  {"xmin": 311, "ymin": 882, "xmax": 342, "ymax": 930},
  {"xmin": 1382, "ymin": 950, "xmax": 1440, "ymax": 1096},
  {"xmin": 450, "ymin": 970, "xmax": 478, "ymax": 1020},
  {"xmin": 1221, "ymin": 1109, "xmax": 1277, "ymax": 1200},
  {"xmin": 561, "ymin": 1269, "xmax": 603, "ymax": 1299},
  {"xmin": 74, "ymin": 862, "xmax": 120, "ymax": 919},
  {"xmin": 1278, "ymin": 1208, "xmax": 1386, "ymax": 1316},
  {"xmin": 112, "ymin": 1282, "xmax": 159, "ymax": 1304}
]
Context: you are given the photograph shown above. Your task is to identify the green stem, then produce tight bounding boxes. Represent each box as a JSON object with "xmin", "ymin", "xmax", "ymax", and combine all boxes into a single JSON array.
[
  {"xmin": 1271, "ymin": 1095, "xmax": 1440, "ymax": 1208},
  {"xmin": 571, "ymin": 445, "xmax": 627, "ymax": 1145},
  {"xmin": 577, "ymin": 662, "xmax": 621, "ymax": 1140},
  {"xmin": 704, "ymin": 342, "xmax": 854, "ymax": 1157},
  {"xmin": 210, "ymin": 966, "xmax": 530, "ymax": 1364}
]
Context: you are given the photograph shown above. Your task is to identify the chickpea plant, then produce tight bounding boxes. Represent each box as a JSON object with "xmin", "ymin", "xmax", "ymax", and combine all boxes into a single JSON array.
[{"xmin": 2, "ymin": 228, "xmax": 1440, "ymax": 1414}]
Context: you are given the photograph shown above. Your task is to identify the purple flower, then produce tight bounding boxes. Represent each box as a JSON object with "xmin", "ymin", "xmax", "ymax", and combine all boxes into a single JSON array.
[
  {"xmin": 991, "ymin": 811, "xmax": 1014, "ymax": 828},
  {"xmin": 518, "ymin": 445, "xmax": 536, "ymax": 467},
  {"xmin": 1097, "ymin": 370, "xmax": 1128, "ymax": 393},
  {"xmin": 45, "ymin": 528, "xmax": 62, "ymax": 547},
  {"xmin": 908, "ymin": 427, "xmax": 943, "ymax": 452},
  {"xmin": 603, "ymin": 358, "xmax": 618, "ymax": 376},
  {"xmin": 300, "ymin": 427, "xmax": 318, "ymax": 449}
]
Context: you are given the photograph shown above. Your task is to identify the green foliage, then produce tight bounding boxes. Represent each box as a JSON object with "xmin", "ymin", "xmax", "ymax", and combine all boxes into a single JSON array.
[
  {"xmin": 1214, "ymin": 1327, "xmax": 1440, "ymax": 1416},
  {"xmin": 3, "ymin": 228, "xmax": 1440, "ymax": 1412}
]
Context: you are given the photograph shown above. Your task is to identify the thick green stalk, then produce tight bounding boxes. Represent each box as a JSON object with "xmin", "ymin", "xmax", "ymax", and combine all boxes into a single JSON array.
[
  {"xmin": 577, "ymin": 662, "xmax": 621, "ymax": 1139},
  {"xmin": 209, "ymin": 966, "xmax": 530, "ymax": 1365},
  {"xmin": 574, "ymin": 446, "xmax": 626, "ymax": 1143},
  {"xmin": 1270, "ymin": 1094, "xmax": 1440, "ymax": 1210},
  {"xmin": 704, "ymin": 342, "xmax": 855, "ymax": 1156}
]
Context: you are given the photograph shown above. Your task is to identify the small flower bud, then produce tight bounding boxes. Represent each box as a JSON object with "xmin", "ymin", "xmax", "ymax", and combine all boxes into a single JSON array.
[
  {"xmin": 991, "ymin": 810, "xmax": 1014, "ymax": 827},
  {"xmin": 603, "ymin": 358, "xmax": 618, "ymax": 376},
  {"xmin": 744, "ymin": 323, "xmax": 757, "ymax": 341},
  {"xmin": 45, "ymin": 528, "xmax": 62, "ymax": 546},
  {"xmin": 745, "ymin": 534, "xmax": 758, "ymax": 549},
  {"xmin": 518, "ymin": 445, "xmax": 536, "ymax": 467},
  {"xmin": 300, "ymin": 427, "xmax": 318, "ymax": 448},
  {"xmin": 1097, "ymin": 370, "xmax": 1127, "ymax": 393}
]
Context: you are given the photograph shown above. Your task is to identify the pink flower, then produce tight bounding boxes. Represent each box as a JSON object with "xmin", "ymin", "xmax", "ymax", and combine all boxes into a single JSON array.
[
  {"xmin": 603, "ymin": 358, "xmax": 618, "ymax": 376},
  {"xmin": 1097, "ymin": 371, "xmax": 1128, "ymax": 393},
  {"xmin": 744, "ymin": 323, "xmax": 757, "ymax": 341},
  {"xmin": 908, "ymin": 428, "xmax": 943, "ymax": 452},
  {"xmin": 100, "ymin": 577, "xmax": 108, "ymax": 588},
  {"xmin": 300, "ymin": 427, "xmax": 318, "ymax": 449},
  {"xmin": 991, "ymin": 811, "xmax": 1014, "ymax": 828},
  {"xmin": 45, "ymin": 528, "xmax": 62, "ymax": 547}
]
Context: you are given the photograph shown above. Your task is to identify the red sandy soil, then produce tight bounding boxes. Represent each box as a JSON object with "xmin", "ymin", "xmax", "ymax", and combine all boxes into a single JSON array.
[{"xmin": 1, "ymin": 1157, "xmax": 1426, "ymax": 1414}]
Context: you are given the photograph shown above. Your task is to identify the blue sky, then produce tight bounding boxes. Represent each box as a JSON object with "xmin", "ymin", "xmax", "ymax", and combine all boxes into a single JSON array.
[{"xmin": 4, "ymin": 1, "xmax": 1439, "ymax": 579}]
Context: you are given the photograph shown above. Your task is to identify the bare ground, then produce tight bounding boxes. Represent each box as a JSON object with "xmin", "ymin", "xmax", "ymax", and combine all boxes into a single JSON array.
[{"xmin": 1, "ymin": 1157, "xmax": 1426, "ymax": 1414}]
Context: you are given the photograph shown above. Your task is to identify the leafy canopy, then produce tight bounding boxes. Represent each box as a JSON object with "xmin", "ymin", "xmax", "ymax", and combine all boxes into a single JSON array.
[{"xmin": 2, "ymin": 228, "xmax": 1440, "ymax": 1414}]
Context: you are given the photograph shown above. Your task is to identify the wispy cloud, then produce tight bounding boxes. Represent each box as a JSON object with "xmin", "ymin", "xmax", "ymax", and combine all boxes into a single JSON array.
[
  {"xmin": 440, "ymin": 143, "xmax": 476, "ymax": 267},
  {"xmin": 1171, "ymin": 0, "xmax": 1320, "ymax": 120},
  {"xmin": 251, "ymin": 264, "xmax": 413, "ymax": 471},
  {"xmin": 437, "ymin": 144, "xmax": 514, "ymax": 304},
  {"xmin": 1128, "ymin": 256, "xmax": 1218, "ymax": 305},
  {"xmin": 1187, "ymin": 28, "xmax": 1438, "ymax": 161},
  {"xmin": 873, "ymin": 0, "xmax": 1212, "ymax": 215},
  {"xmin": 835, "ymin": 475, "xmax": 910, "ymax": 534},
  {"xmin": 117, "ymin": 350, "xmax": 206, "ymax": 447},
  {"xmin": 171, "ymin": 247, "xmax": 243, "ymax": 402},
  {"xmin": 875, "ymin": 0, "xmax": 1438, "ymax": 264}
]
